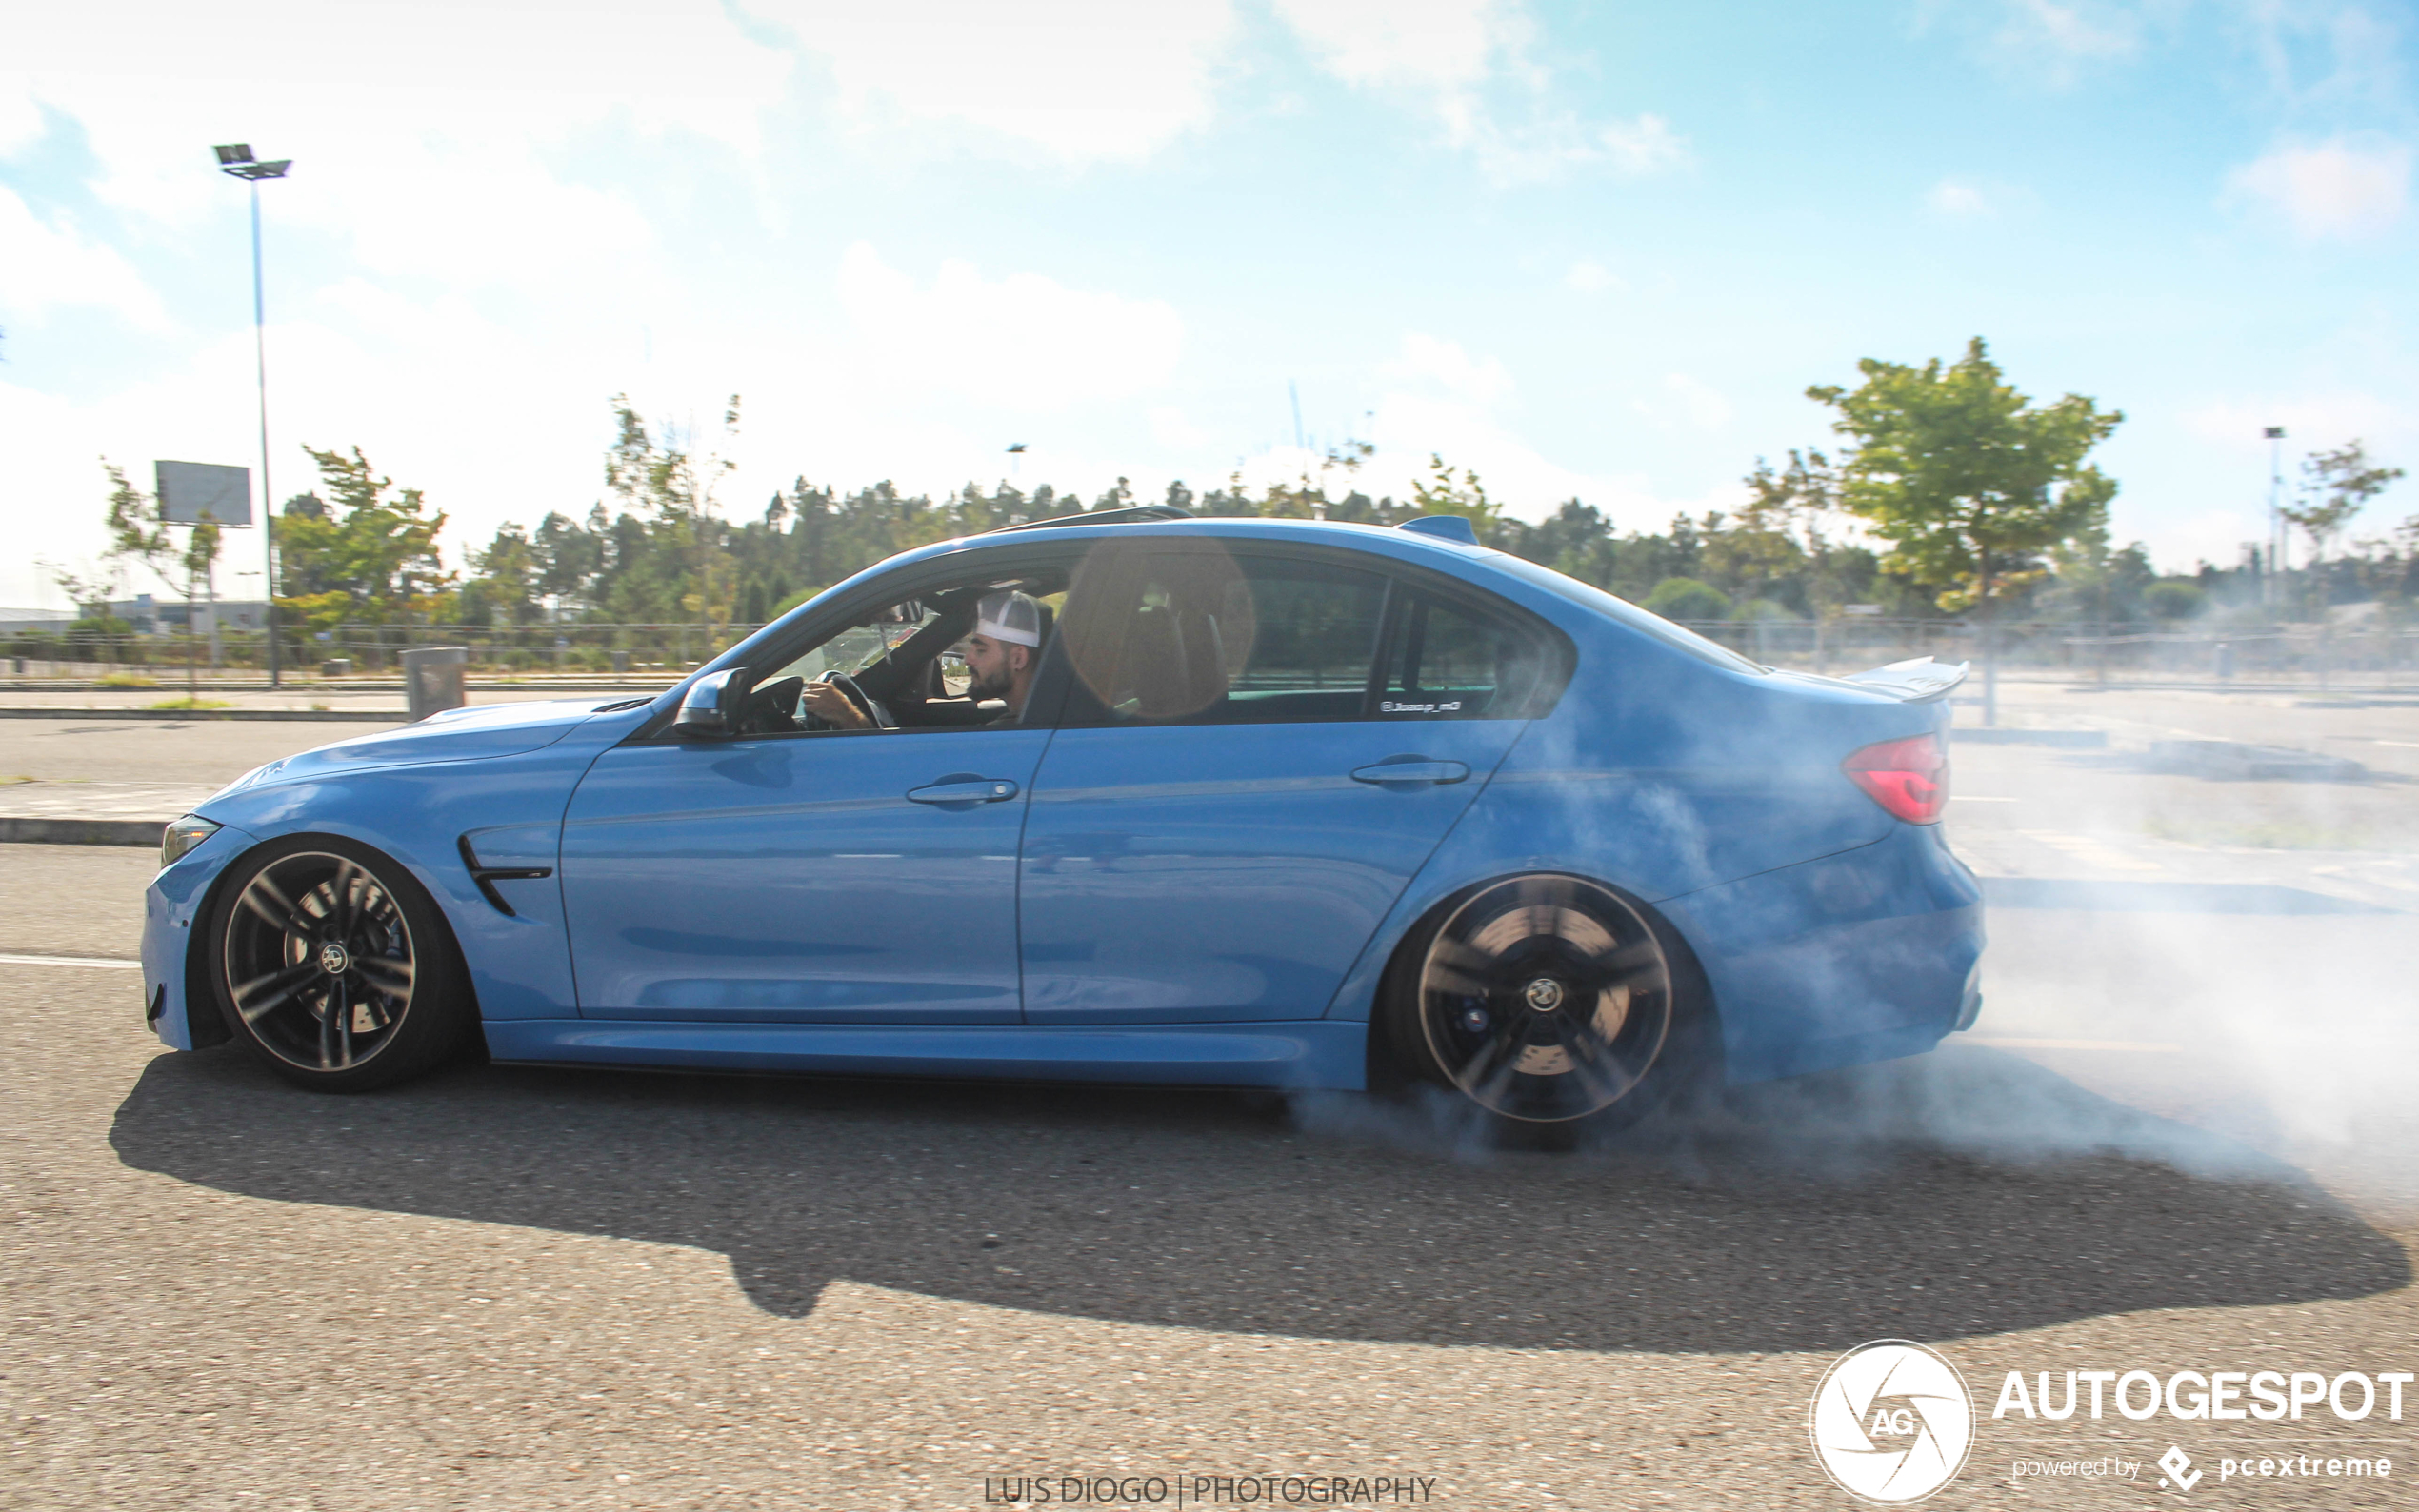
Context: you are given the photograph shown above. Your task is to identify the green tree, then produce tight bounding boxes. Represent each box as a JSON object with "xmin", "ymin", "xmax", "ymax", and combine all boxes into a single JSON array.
[
  {"xmin": 97, "ymin": 460, "xmax": 223, "ymax": 688},
  {"xmin": 1641, "ymin": 576, "xmax": 1731, "ymax": 622},
  {"xmin": 1809, "ymin": 336, "xmax": 2122, "ymax": 720},
  {"xmin": 274, "ymin": 447, "xmax": 452, "ymax": 640},
  {"xmin": 2282, "ymin": 439, "xmax": 2405, "ymax": 568},
  {"xmin": 1409, "ymin": 454, "xmax": 1513, "ymax": 545}
]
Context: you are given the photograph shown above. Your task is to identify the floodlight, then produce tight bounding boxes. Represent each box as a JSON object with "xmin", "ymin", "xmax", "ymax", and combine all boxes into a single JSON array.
[
  {"xmin": 223, "ymin": 158, "xmax": 290, "ymax": 182},
  {"xmin": 2263, "ymin": 426, "xmax": 2286, "ymax": 440},
  {"xmin": 213, "ymin": 143, "xmax": 254, "ymax": 165}
]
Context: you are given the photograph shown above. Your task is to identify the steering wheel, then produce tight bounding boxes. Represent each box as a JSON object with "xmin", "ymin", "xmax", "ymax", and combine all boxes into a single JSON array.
[{"xmin": 827, "ymin": 671, "xmax": 896, "ymax": 730}]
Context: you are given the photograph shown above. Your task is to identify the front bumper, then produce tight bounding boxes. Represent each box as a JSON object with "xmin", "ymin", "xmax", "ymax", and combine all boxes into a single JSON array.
[{"xmin": 142, "ymin": 821, "xmax": 256, "ymax": 1050}]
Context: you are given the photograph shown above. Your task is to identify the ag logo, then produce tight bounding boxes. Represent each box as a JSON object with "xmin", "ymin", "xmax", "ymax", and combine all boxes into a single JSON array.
[{"xmin": 1809, "ymin": 1340, "xmax": 1974, "ymax": 1503}]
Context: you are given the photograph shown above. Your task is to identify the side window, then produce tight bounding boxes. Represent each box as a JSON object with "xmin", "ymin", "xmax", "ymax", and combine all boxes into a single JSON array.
[
  {"xmin": 1059, "ymin": 543, "xmax": 1388, "ymax": 725},
  {"xmin": 1377, "ymin": 591, "xmax": 1559, "ymax": 720},
  {"xmin": 733, "ymin": 555, "xmax": 1075, "ymax": 736}
]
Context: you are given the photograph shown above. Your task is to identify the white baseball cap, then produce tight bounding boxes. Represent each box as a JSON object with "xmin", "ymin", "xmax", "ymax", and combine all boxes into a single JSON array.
[{"xmin": 974, "ymin": 590, "xmax": 1042, "ymax": 647}]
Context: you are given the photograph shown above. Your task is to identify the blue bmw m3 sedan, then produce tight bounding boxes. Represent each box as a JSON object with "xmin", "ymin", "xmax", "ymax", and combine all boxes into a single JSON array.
[{"xmin": 143, "ymin": 508, "xmax": 1983, "ymax": 1126}]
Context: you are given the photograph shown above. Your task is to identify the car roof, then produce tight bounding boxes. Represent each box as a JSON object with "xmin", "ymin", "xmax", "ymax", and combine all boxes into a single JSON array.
[{"xmin": 921, "ymin": 514, "xmax": 1505, "ymax": 574}]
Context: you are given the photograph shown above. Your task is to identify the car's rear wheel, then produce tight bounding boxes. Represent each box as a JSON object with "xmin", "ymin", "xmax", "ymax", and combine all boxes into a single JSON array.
[
  {"xmin": 1385, "ymin": 873, "xmax": 1704, "ymax": 1128},
  {"xmin": 205, "ymin": 836, "xmax": 474, "ymax": 1092}
]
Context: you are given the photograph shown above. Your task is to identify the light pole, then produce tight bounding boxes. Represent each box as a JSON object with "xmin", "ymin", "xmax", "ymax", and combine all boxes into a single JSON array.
[
  {"xmin": 214, "ymin": 144, "xmax": 291, "ymax": 686},
  {"xmin": 2264, "ymin": 425, "xmax": 2287, "ymax": 607}
]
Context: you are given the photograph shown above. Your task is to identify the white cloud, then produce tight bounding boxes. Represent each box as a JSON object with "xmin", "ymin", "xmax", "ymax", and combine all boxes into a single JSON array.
[
  {"xmin": 1634, "ymin": 373, "xmax": 1732, "ymax": 434},
  {"xmin": 745, "ymin": 0, "xmax": 1238, "ymax": 162},
  {"xmin": 1273, "ymin": 0, "xmax": 1686, "ymax": 184},
  {"xmin": 1389, "ymin": 332, "xmax": 1513, "ymax": 406},
  {"xmin": 2182, "ymin": 393, "xmax": 2409, "ymax": 455},
  {"xmin": 1996, "ymin": 0, "xmax": 2138, "ymax": 64},
  {"xmin": 3, "ymin": 1, "xmax": 791, "ymax": 226},
  {"xmin": 2226, "ymin": 136, "xmax": 2412, "ymax": 241},
  {"xmin": 1596, "ymin": 114, "xmax": 1689, "ymax": 175},
  {"xmin": 1929, "ymin": 178, "xmax": 1995, "ymax": 216},
  {"xmin": 1564, "ymin": 258, "xmax": 1623, "ymax": 293},
  {"xmin": 836, "ymin": 242, "xmax": 1185, "ymax": 409},
  {"xmin": 0, "ymin": 188, "xmax": 170, "ymax": 331},
  {"xmin": 1150, "ymin": 406, "xmax": 1210, "ymax": 448},
  {"xmin": 1272, "ymin": 0, "xmax": 1504, "ymax": 90}
]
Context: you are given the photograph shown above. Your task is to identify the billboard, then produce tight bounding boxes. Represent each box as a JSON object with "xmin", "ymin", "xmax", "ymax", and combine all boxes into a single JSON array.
[{"xmin": 154, "ymin": 461, "xmax": 253, "ymax": 527}]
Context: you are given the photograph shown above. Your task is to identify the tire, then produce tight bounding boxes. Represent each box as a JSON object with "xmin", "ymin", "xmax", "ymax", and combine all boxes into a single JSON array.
[
  {"xmin": 204, "ymin": 834, "xmax": 477, "ymax": 1092},
  {"xmin": 1381, "ymin": 873, "xmax": 1712, "ymax": 1130}
]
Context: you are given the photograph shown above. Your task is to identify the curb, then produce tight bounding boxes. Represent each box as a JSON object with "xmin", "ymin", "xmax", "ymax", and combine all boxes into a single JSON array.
[
  {"xmin": 0, "ymin": 707, "xmax": 406, "ymax": 722},
  {"xmin": 0, "ymin": 816, "xmax": 163, "ymax": 847}
]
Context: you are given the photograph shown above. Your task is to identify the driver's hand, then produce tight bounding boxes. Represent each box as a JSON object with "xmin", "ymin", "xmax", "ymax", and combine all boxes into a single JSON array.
[{"xmin": 804, "ymin": 680, "xmax": 870, "ymax": 729}]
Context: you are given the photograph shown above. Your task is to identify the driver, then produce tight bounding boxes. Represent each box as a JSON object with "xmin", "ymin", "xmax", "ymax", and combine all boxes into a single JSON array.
[{"xmin": 804, "ymin": 589, "xmax": 1044, "ymax": 730}]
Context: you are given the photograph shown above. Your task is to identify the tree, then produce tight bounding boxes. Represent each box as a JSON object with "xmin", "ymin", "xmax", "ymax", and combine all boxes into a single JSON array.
[
  {"xmin": 274, "ymin": 447, "xmax": 452, "ymax": 641},
  {"xmin": 1409, "ymin": 453, "xmax": 1512, "ymax": 545},
  {"xmin": 2282, "ymin": 439, "xmax": 2404, "ymax": 567},
  {"xmin": 1808, "ymin": 336, "xmax": 2121, "ymax": 721},
  {"xmin": 96, "ymin": 460, "xmax": 223, "ymax": 690},
  {"xmin": 1641, "ymin": 577, "xmax": 1731, "ymax": 622}
]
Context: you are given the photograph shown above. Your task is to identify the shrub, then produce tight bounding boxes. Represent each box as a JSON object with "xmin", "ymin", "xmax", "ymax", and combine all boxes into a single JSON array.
[{"xmin": 1642, "ymin": 577, "xmax": 1732, "ymax": 622}]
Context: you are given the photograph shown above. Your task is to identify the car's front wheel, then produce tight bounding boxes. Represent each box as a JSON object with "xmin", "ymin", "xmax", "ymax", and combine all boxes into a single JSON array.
[
  {"xmin": 205, "ymin": 836, "xmax": 474, "ymax": 1091},
  {"xmin": 1384, "ymin": 873, "xmax": 1707, "ymax": 1127}
]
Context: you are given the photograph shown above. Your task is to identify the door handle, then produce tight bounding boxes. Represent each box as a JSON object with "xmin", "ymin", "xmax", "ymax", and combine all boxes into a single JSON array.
[
  {"xmin": 907, "ymin": 776, "xmax": 1021, "ymax": 806},
  {"xmin": 1349, "ymin": 759, "xmax": 1469, "ymax": 786}
]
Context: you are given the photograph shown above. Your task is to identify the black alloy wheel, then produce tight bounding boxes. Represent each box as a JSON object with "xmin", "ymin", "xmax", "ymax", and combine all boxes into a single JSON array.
[
  {"xmin": 207, "ymin": 836, "xmax": 473, "ymax": 1091},
  {"xmin": 1392, "ymin": 874, "xmax": 1689, "ymax": 1125}
]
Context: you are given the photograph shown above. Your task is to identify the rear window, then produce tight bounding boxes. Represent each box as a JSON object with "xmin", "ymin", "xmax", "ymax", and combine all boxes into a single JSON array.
[
  {"xmin": 1485, "ymin": 554, "xmax": 1768, "ymax": 675},
  {"xmin": 1376, "ymin": 591, "xmax": 1561, "ymax": 720}
]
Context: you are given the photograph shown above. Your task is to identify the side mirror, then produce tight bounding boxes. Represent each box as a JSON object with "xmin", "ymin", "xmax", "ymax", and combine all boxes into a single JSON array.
[{"xmin": 671, "ymin": 668, "xmax": 750, "ymax": 739}]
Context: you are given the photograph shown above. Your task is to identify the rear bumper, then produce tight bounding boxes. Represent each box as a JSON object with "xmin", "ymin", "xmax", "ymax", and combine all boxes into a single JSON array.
[{"xmin": 1657, "ymin": 822, "xmax": 1985, "ymax": 1085}]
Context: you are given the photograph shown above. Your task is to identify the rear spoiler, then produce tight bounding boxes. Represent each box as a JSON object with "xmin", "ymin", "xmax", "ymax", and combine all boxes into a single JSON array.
[{"xmin": 1842, "ymin": 656, "xmax": 1969, "ymax": 704}]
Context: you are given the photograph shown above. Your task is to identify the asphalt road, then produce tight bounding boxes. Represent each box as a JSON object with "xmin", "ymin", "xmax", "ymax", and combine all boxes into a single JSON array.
[{"xmin": 6, "ymin": 709, "xmax": 2418, "ymax": 1511}]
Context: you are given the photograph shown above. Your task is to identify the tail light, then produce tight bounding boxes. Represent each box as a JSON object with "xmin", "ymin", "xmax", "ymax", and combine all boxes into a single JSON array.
[{"xmin": 1843, "ymin": 733, "xmax": 1948, "ymax": 824}]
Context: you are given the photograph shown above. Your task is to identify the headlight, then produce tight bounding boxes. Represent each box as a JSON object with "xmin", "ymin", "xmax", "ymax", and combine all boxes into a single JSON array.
[{"xmin": 161, "ymin": 814, "xmax": 222, "ymax": 868}]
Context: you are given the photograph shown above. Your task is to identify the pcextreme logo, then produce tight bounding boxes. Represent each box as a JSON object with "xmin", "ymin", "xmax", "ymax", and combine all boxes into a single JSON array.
[{"xmin": 1809, "ymin": 1340, "xmax": 1976, "ymax": 1504}]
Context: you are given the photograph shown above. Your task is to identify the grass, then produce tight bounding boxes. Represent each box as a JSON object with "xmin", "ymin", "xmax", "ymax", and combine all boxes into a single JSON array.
[
  {"xmin": 97, "ymin": 671, "xmax": 158, "ymax": 688},
  {"xmin": 147, "ymin": 696, "xmax": 233, "ymax": 711}
]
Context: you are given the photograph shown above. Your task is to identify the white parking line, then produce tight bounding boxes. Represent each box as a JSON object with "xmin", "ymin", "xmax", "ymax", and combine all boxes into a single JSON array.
[{"xmin": 0, "ymin": 953, "xmax": 143, "ymax": 970}]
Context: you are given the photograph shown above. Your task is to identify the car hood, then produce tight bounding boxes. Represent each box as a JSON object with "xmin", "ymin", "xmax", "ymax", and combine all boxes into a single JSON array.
[{"xmin": 204, "ymin": 699, "xmax": 610, "ymax": 805}]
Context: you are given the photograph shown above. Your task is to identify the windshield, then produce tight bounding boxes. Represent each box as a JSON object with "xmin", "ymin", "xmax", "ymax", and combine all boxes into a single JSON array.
[{"xmin": 782, "ymin": 620, "xmax": 925, "ymax": 684}]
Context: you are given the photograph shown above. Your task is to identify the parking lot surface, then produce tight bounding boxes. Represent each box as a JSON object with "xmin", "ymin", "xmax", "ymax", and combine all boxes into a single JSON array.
[{"xmin": 5, "ymin": 697, "xmax": 2416, "ymax": 1509}]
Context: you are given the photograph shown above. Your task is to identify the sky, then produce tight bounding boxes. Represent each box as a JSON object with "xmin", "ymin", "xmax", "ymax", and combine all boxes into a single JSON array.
[{"xmin": 3, "ymin": 0, "xmax": 2415, "ymax": 611}]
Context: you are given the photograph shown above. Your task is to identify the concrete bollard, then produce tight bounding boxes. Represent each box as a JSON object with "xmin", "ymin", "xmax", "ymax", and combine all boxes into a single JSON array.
[{"xmin": 402, "ymin": 647, "xmax": 469, "ymax": 721}]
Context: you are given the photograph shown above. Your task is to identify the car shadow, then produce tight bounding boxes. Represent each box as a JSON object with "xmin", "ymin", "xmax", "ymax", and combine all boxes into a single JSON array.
[{"xmin": 109, "ymin": 1042, "xmax": 2407, "ymax": 1355}]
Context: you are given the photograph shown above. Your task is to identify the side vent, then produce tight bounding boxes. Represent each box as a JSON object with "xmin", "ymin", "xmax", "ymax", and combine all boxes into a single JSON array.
[{"xmin": 457, "ymin": 834, "xmax": 553, "ymax": 917}]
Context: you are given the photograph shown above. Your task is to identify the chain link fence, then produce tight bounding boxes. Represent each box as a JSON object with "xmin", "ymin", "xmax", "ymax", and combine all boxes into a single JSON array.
[
  {"xmin": 1675, "ymin": 618, "xmax": 2419, "ymax": 688},
  {"xmin": 6, "ymin": 616, "xmax": 2417, "ymax": 689}
]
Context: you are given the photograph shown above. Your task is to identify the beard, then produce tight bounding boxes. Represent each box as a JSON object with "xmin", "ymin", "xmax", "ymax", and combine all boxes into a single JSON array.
[{"xmin": 969, "ymin": 661, "xmax": 1014, "ymax": 700}]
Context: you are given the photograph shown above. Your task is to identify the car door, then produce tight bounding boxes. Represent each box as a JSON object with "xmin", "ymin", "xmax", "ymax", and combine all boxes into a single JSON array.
[
  {"xmin": 558, "ymin": 565, "xmax": 1062, "ymax": 1025},
  {"xmin": 1016, "ymin": 539, "xmax": 1568, "ymax": 1025}
]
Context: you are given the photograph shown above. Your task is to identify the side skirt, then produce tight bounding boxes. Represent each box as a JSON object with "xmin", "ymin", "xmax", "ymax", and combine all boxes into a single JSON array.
[{"xmin": 483, "ymin": 1020, "xmax": 1369, "ymax": 1091}]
